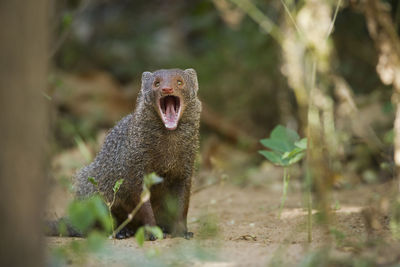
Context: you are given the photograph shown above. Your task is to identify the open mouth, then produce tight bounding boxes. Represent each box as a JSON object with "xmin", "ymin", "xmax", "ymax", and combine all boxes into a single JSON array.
[{"xmin": 158, "ymin": 95, "xmax": 181, "ymax": 130}]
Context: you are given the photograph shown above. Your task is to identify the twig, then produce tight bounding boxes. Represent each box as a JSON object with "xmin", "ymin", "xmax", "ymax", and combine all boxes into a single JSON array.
[
  {"xmin": 278, "ymin": 167, "xmax": 289, "ymax": 218},
  {"xmin": 325, "ymin": 0, "xmax": 342, "ymax": 40},
  {"xmin": 279, "ymin": 0, "xmax": 305, "ymax": 40},
  {"xmin": 229, "ymin": 0, "xmax": 283, "ymax": 44},
  {"xmin": 306, "ymin": 58, "xmax": 317, "ymax": 243},
  {"xmin": 112, "ymin": 200, "xmax": 145, "ymax": 238}
]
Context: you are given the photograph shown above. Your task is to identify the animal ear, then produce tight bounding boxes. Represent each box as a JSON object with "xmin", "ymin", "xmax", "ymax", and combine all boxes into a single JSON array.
[
  {"xmin": 141, "ymin": 71, "xmax": 153, "ymax": 104},
  {"xmin": 184, "ymin": 68, "xmax": 199, "ymax": 92},
  {"xmin": 141, "ymin": 71, "xmax": 153, "ymax": 92}
]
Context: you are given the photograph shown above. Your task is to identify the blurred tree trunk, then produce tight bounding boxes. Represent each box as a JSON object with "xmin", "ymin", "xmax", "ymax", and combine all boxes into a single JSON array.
[
  {"xmin": 364, "ymin": 0, "xmax": 400, "ymax": 192},
  {"xmin": 281, "ymin": 0, "xmax": 340, "ymax": 223},
  {"xmin": 0, "ymin": 1, "xmax": 49, "ymax": 266}
]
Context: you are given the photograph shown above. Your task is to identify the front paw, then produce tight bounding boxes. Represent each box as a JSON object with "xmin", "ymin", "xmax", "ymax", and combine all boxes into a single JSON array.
[
  {"xmin": 147, "ymin": 232, "xmax": 157, "ymax": 241},
  {"xmin": 115, "ymin": 227, "xmax": 135, "ymax": 239},
  {"xmin": 146, "ymin": 231, "xmax": 166, "ymax": 241},
  {"xmin": 144, "ymin": 226, "xmax": 165, "ymax": 241}
]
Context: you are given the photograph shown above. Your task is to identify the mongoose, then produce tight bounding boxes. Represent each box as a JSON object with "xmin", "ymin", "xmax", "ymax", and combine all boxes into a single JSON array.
[{"xmin": 49, "ymin": 68, "xmax": 201, "ymax": 239}]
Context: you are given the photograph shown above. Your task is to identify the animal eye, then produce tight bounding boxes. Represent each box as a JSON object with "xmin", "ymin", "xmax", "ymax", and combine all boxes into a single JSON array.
[
  {"xmin": 177, "ymin": 80, "xmax": 183, "ymax": 86},
  {"xmin": 154, "ymin": 81, "xmax": 160, "ymax": 87}
]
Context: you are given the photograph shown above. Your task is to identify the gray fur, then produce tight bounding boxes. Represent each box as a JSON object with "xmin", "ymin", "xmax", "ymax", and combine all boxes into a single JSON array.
[{"xmin": 74, "ymin": 68, "xmax": 201, "ymax": 236}]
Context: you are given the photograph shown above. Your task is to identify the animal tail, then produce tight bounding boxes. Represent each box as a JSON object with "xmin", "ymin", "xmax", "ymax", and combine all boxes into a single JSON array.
[{"xmin": 44, "ymin": 218, "xmax": 83, "ymax": 237}]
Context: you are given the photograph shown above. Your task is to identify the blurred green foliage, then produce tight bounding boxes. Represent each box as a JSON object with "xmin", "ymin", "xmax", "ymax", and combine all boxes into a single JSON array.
[
  {"xmin": 135, "ymin": 226, "xmax": 164, "ymax": 247},
  {"xmin": 68, "ymin": 195, "xmax": 113, "ymax": 234},
  {"xmin": 48, "ymin": 0, "xmax": 400, "ymax": 265},
  {"xmin": 259, "ymin": 125, "xmax": 306, "ymax": 217},
  {"xmin": 54, "ymin": 0, "xmax": 290, "ymax": 140},
  {"xmin": 196, "ymin": 214, "xmax": 219, "ymax": 239},
  {"xmin": 52, "ymin": 0, "xmax": 395, "ymax": 167},
  {"xmin": 259, "ymin": 125, "xmax": 307, "ymax": 167},
  {"xmin": 53, "ymin": 174, "xmax": 165, "ymax": 264}
]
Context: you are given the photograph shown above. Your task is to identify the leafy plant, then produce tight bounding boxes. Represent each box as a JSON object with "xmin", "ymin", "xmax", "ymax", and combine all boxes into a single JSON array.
[
  {"xmin": 54, "ymin": 173, "xmax": 165, "ymax": 265},
  {"xmin": 133, "ymin": 173, "xmax": 164, "ymax": 246},
  {"xmin": 259, "ymin": 125, "xmax": 307, "ymax": 167},
  {"xmin": 88, "ymin": 177, "xmax": 124, "ymax": 233},
  {"xmin": 259, "ymin": 125, "xmax": 307, "ymax": 217},
  {"xmin": 135, "ymin": 226, "xmax": 164, "ymax": 247},
  {"xmin": 68, "ymin": 195, "xmax": 113, "ymax": 234},
  {"xmin": 87, "ymin": 173, "xmax": 164, "ymax": 244},
  {"xmin": 113, "ymin": 173, "xmax": 164, "ymax": 244}
]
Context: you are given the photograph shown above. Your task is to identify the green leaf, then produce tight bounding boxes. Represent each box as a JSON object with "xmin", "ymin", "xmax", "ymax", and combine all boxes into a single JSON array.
[
  {"xmin": 145, "ymin": 226, "xmax": 163, "ymax": 240},
  {"xmin": 295, "ymin": 138, "xmax": 307, "ymax": 150},
  {"xmin": 68, "ymin": 195, "xmax": 113, "ymax": 235},
  {"xmin": 260, "ymin": 125, "xmax": 300, "ymax": 153},
  {"xmin": 113, "ymin": 179, "xmax": 124, "ymax": 193},
  {"xmin": 258, "ymin": 150, "xmax": 284, "ymax": 166},
  {"xmin": 282, "ymin": 147, "xmax": 304, "ymax": 160},
  {"xmin": 89, "ymin": 195, "xmax": 113, "ymax": 234},
  {"xmin": 87, "ymin": 231, "xmax": 106, "ymax": 252},
  {"xmin": 144, "ymin": 173, "xmax": 163, "ymax": 189},
  {"xmin": 135, "ymin": 227, "xmax": 145, "ymax": 247},
  {"xmin": 282, "ymin": 151, "xmax": 290, "ymax": 159},
  {"xmin": 271, "ymin": 125, "xmax": 299, "ymax": 143},
  {"xmin": 259, "ymin": 125, "xmax": 306, "ymax": 167},
  {"xmin": 287, "ymin": 151, "xmax": 306, "ymax": 165},
  {"xmin": 87, "ymin": 177, "xmax": 98, "ymax": 187},
  {"xmin": 68, "ymin": 200, "xmax": 96, "ymax": 233},
  {"xmin": 260, "ymin": 138, "xmax": 295, "ymax": 153}
]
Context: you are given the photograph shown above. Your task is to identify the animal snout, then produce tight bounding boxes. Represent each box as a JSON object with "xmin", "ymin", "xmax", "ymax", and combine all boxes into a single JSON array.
[{"xmin": 161, "ymin": 87, "xmax": 174, "ymax": 94}]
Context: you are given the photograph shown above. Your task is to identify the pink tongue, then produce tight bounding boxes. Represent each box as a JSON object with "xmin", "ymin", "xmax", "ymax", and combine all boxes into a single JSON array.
[
  {"xmin": 165, "ymin": 97, "xmax": 175, "ymax": 119},
  {"xmin": 164, "ymin": 97, "xmax": 177, "ymax": 129}
]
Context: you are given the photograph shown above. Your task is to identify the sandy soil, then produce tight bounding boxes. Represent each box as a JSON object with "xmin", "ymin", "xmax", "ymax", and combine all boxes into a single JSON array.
[{"xmin": 46, "ymin": 175, "xmax": 400, "ymax": 266}]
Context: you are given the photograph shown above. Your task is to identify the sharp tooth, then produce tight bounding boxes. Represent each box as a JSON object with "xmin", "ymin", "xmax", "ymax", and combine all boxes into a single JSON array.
[
  {"xmin": 174, "ymin": 98, "xmax": 176, "ymax": 112},
  {"xmin": 161, "ymin": 98, "xmax": 165, "ymax": 114}
]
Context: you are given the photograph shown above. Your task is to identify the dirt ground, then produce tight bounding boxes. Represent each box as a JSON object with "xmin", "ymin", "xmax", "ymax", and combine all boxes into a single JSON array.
[{"xmin": 46, "ymin": 164, "xmax": 400, "ymax": 266}]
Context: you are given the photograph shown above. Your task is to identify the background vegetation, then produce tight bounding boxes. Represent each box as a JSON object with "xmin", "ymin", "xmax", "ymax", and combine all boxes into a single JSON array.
[
  {"xmin": 18, "ymin": 0, "xmax": 400, "ymax": 265},
  {"xmin": 51, "ymin": 0, "xmax": 397, "ymax": 185}
]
